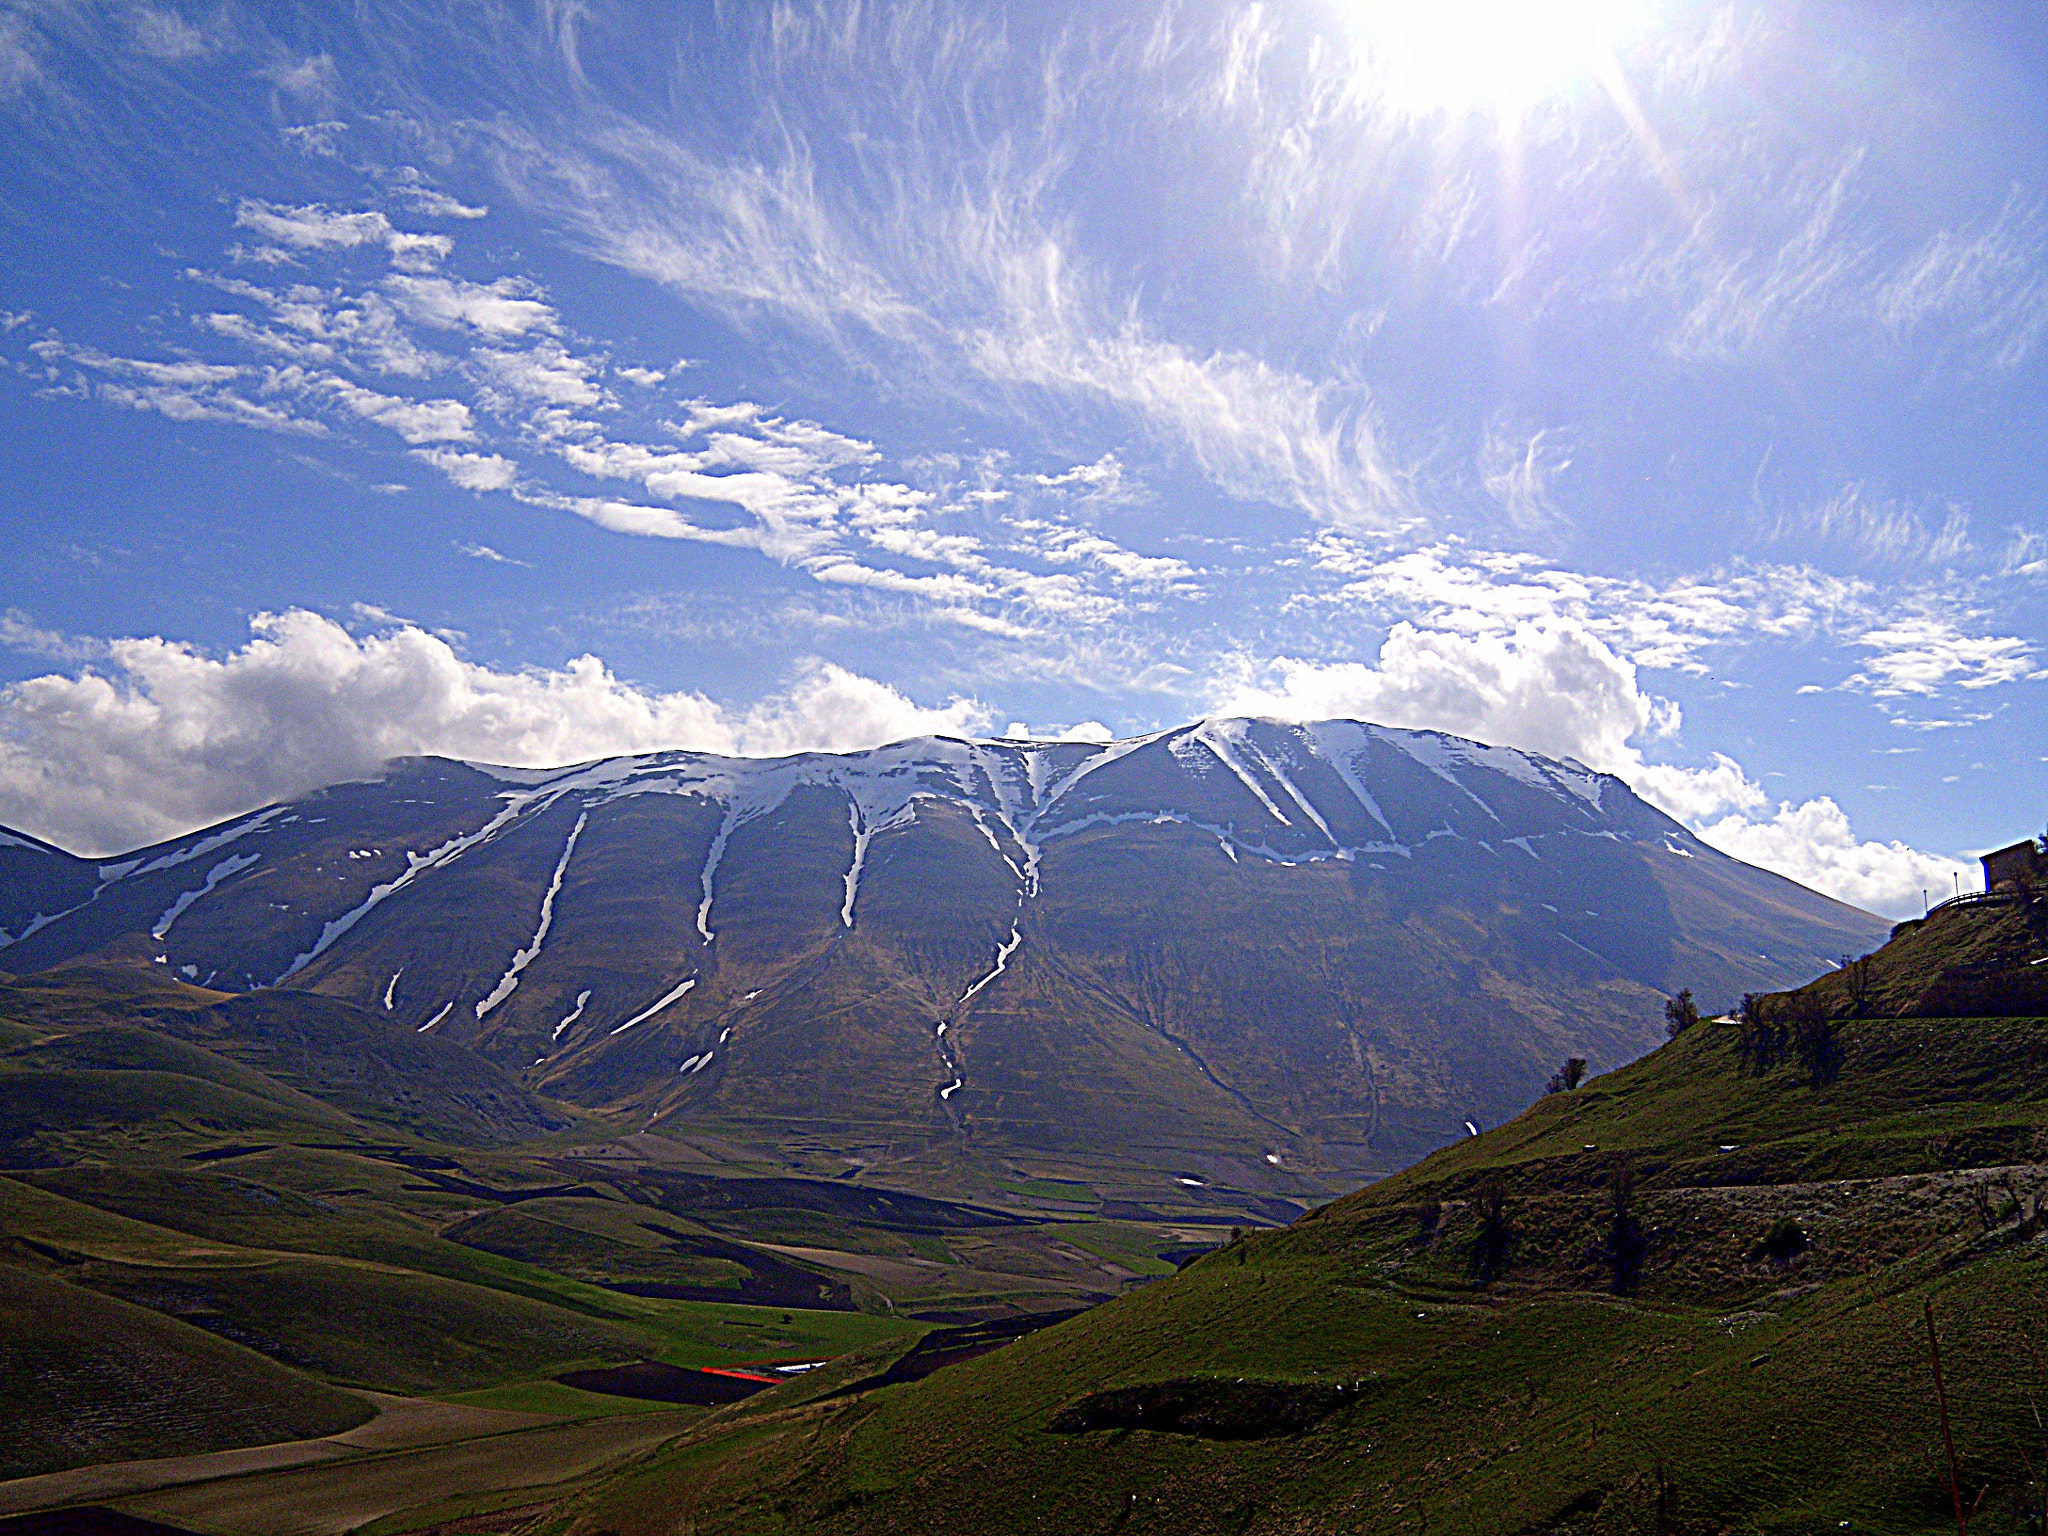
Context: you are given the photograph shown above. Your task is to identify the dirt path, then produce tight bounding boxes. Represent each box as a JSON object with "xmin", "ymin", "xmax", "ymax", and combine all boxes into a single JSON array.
[
  {"xmin": 111, "ymin": 1409, "xmax": 699, "ymax": 1536},
  {"xmin": 0, "ymin": 1393, "xmax": 560, "ymax": 1517}
]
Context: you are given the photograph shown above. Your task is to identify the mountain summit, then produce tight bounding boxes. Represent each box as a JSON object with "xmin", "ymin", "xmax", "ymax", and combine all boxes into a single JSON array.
[{"xmin": 0, "ymin": 718, "xmax": 1886, "ymax": 1191}]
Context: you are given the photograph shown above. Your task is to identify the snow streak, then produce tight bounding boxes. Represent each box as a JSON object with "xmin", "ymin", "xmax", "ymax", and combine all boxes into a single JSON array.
[
  {"xmin": 612, "ymin": 976, "xmax": 695, "ymax": 1035},
  {"xmin": 274, "ymin": 797, "xmax": 537, "ymax": 983},
  {"xmin": 696, "ymin": 814, "xmax": 735, "ymax": 942},
  {"xmin": 959, "ymin": 923, "xmax": 1022, "ymax": 1005},
  {"xmin": 476, "ymin": 811, "xmax": 585, "ymax": 1019},
  {"xmin": 552, "ymin": 988, "xmax": 592, "ymax": 1040},
  {"xmin": 150, "ymin": 851, "xmax": 261, "ymax": 939},
  {"xmin": 841, "ymin": 803, "xmax": 871, "ymax": 928}
]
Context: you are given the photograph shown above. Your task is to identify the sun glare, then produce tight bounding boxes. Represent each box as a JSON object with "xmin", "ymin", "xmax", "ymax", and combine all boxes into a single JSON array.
[{"xmin": 1342, "ymin": 0, "xmax": 1645, "ymax": 117}]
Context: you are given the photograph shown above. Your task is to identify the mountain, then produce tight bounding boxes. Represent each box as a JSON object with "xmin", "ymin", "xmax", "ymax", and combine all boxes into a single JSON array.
[
  {"xmin": 0, "ymin": 718, "xmax": 1888, "ymax": 1192},
  {"xmin": 503, "ymin": 885, "xmax": 2048, "ymax": 1536}
]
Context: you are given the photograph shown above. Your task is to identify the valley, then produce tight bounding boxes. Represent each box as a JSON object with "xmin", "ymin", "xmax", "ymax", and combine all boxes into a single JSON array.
[{"xmin": 0, "ymin": 720, "xmax": 1987, "ymax": 1534}]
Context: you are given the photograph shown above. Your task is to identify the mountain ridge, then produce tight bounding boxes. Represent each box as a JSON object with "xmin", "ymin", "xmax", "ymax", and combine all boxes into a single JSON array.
[{"xmin": 0, "ymin": 717, "xmax": 1889, "ymax": 1190}]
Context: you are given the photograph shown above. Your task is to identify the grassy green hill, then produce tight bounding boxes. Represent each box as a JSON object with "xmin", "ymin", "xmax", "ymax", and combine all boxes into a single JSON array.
[
  {"xmin": 500, "ymin": 891, "xmax": 2048, "ymax": 1536},
  {"xmin": 0, "ymin": 1257, "xmax": 374, "ymax": 1479},
  {"xmin": 0, "ymin": 965, "xmax": 1232, "ymax": 1486}
]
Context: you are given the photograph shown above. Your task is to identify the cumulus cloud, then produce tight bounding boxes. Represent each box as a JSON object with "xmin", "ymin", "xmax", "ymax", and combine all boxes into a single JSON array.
[
  {"xmin": 1209, "ymin": 621, "xmax": 1960, "ymax": 915},
  {"xmin": 0, "ymin": 610, "xmax": 990, "ymax": 855},
  {"xmin": 1214, "ymin": 621, "xmax": 1672, "ymax": 776},
  {"xmin": 1001, "ymin": 719, "xmax": 1114, "ymax": 743},
  {"xmin": 1695, "ymin": 798, "xmax": 1976, "ymax": 918}
]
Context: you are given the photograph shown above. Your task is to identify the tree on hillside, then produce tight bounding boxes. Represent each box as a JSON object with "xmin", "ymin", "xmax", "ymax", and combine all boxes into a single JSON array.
[
  {"xmin": 1663, "ymin": 989, "xmax": 1699, "ymax": 1038},
  {"xmin": 1545, "ymin": 1057, "xmax": 1588, "ymax": 1093},
  {"xmin": 1789, "ymin": 993, "xmax": 1841, "ymax": 1086},
  {"xmin": 1840, "ymin": 953, "xmax": 1874, "ymax": 1016},
  {"xmin": 1736, "ymin": 992, "xmax": 1782, "ymax": 1074},
  {"xmin": 1608, "ymin": 1164, "xmax": 1646, "ymax": 1295},
  {"xmin": 1468, "ymin": 1176, "xmax": 1513, "ymax": 1286}
]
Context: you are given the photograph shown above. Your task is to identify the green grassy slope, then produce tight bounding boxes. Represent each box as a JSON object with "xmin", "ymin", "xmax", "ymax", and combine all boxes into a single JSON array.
[
  {"xmin": 537, "ymin": 895, "xmax": 2048, "ymax": 1536},
  {"xmin": 0, "ymin": 968, "xmax": 988, "ymax": 1481},
  {"xmin": 0, "ymin": 1259, "xmax": 373, "ymax": 1480}
]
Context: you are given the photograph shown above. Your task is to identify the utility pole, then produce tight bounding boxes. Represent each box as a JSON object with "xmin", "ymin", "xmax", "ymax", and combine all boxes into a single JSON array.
[{"xmin": 1925, "ymin": 1297, "xmax": 1967, "ymax": 1536}]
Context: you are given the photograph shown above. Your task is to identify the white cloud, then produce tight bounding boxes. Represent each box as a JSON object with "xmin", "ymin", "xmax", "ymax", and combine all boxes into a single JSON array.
[
  {"xmin": 0, "ymin": 13, "xmax": 41, "ymax": 98},
  {"xmin": 1002, "ymin": 719, "xmax": 1114, "ymax": 743},
  {"xmin": 281, "ymin": 121, "xmax": 348, "ymax": 158},
  {"xmin": 0, "ymin": 610, "xmax": 990, "ymax": 855},
  {"xmin": 1846, "ymin": 613, "xmax": 2037, "ymax": 696},
  {"xmin": 413, "ymin": 448, "xmax": 519, "ymax": 491},
  {"xmin": 455, "ymin": 542, "xmax": 528, "ymax": 566},
  {"xmin": 317, "ymin": 378, "xmax": 475, "ymax": 443},
  {"xmin": 0, "ymin": 610, "xmax": 105, "ymax": 664},
  {"xmin": 1877, "ymin": 187, "xmax": 2048, "ymax": 375},
  {"xmin": 1215, "ymin": 620, "xmax": 1671, "ymax": 776},
  {"xmin": 233, "ymin": 200, "xmax": 450, "ymax": 272},
  {"xmin": 1786, "ymin": 483, "xmax": 1972, "ymax": 566},
  {"xmin": 130, "ymin": 9, "xmax": 210, "ymax": 60},
  {"xmin": 1207, "ymin": 621, "xmax": 1958, "ymax": 914},
  {"xmin": 486, "ymin": 92, "xmax": 1415, "ymax": 528},
  {"xmin": 384, "ymin": 275, "xmax": 557, "ymax": 336},
  {"xmin": 473, "ymin": 341, "xmax": 601, "ymax": 406},
  {"xmin": 1695, "ymin": 798, "xmax": 1975, "ymax": 919},
  {"xmin": 385, "ymin": 168, "xmax": 489, "ymax": 220},
  {"xmin": 1478, "ymin": 421, "xmax": 1572, "ymax": 528}
]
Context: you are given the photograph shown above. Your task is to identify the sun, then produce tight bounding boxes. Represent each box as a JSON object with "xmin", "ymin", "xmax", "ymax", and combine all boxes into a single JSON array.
[{"xmin": 1341, "ymin": 0, "xmax": 1646, "ymax": 118}]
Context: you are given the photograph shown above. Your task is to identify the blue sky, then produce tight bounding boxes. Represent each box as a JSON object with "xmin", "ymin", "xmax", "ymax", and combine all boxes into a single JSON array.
[{"xmin": 0, "ymin": 0, "xmax": 2042, "ymax": 915}]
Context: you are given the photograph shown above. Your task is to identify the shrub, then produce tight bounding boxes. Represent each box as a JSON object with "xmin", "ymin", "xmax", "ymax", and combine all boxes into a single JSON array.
[
  {"xmin": 1738, "ymin": 993, "xmax": 1788, "ymax": 1075},
  {"xmin": 1789, "ymin": 996, "xmax": 1841, "ymax": 1087},
  {"xmin": 1840, "ymin": 953, "xmax": 1874, "ymax": 1016},
  {"xmin": 1469, "ymin": 1177, "xmax": 1513, "ymax": 1285},
  {"xmin": 1663, "ymin": 989, "xmax": 1699, "ymax": 1038},
  {"xmin": 1545, "ymin": 1057, "xmax": 1588, "ymax": 1094},
  {"xmin": 1608, "ymin": 1165, "xmax": 1646, "ymax": 1295}
]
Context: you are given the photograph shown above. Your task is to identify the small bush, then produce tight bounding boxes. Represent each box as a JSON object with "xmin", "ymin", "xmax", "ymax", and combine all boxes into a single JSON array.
[
  {"xmin": 1545, "ymin": 1057, "xmax": 1588, "ymax": 1094},
  {"xmin": 1663, "ymin": 989, "xmax": 1699, "ymax": 1039},
  {"xmin": 1469, "ymin": 1177, "xmax": 1513, "ymax": 1285},
  {"xmin": 1608, "ymin": 1165, "xmax": 1646, "ymax": 1295}
]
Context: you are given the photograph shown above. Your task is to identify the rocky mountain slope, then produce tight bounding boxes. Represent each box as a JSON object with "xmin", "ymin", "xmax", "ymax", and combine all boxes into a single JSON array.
[{"xmin": 1, "ymin": 718, "xmax": 1888, "ymax": 1186}]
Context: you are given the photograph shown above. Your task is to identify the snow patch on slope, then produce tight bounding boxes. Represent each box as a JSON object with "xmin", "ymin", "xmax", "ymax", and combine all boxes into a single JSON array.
[
  {"xmin": 477, "ymin": 811, "xmax": 585, "ymax": 1019},
  {"xmin": 612, "ymin": 976, "xmax": 695, "ymax": 1034},
  {"xmin": 553, "ymin": 989, "xmax": 592, "ymax": 1040},
  {"xmin": 150, "ymin": 851, "xmax": 262, "ymax": 939}
]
